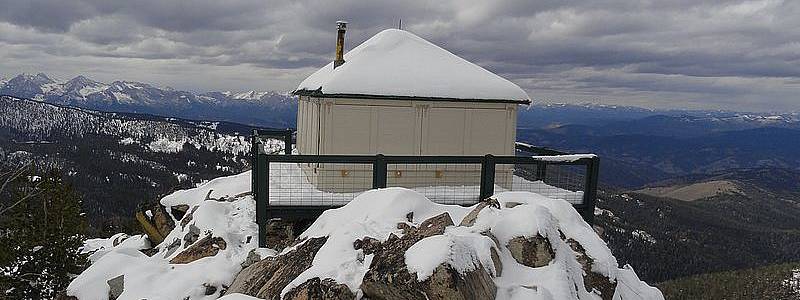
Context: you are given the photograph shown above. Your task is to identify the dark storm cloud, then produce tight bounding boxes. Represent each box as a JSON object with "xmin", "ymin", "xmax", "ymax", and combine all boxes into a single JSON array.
[
  {"xmin": 0, "ymin": 0, "xmax": 98, "ymax": 32},
  {"xmin": 0, "ymin": 0, "xmax": 798, "ymax": 111}
]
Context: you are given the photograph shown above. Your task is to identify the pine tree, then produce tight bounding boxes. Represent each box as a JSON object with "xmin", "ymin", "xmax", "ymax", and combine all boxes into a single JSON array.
[{"xmin": 0, "ymin": 167, "xmax": 89, "ymax": 299}]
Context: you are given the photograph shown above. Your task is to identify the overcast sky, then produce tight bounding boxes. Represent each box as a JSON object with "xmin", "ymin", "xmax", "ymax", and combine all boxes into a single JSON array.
[{"xmin": 1, "ymin": 0, "xmax": 798, "ymax": 112}]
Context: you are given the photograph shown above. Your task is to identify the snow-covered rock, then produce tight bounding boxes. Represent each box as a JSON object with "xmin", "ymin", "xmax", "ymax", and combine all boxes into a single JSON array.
[
  {"xmin": 81, "ymin": 234, "xmax": 151, "ymax": 264},
  {"xmin": 67, "ymin": 171, "xmax": 662, "ymax": 300},
  {"xmin": 296, "ymin": 29, "xmax": 530, "ymax": 102},
  {"xmin": 67, "ymin": 172, "xmax": 262, "ymax": 300}
]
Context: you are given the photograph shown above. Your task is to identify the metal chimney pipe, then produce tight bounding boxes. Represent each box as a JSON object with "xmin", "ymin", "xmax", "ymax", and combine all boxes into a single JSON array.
[{"xmin": 334, "ymin": 21, "xmax": 347, "ymax": 68}]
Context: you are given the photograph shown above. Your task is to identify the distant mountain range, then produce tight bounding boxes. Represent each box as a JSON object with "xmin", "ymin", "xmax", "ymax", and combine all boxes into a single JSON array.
[
  {"xmin": 521, "ymin": 102, "xmax": 799, "ymax": 133},
  {"xmin": 3, "ymin": 73, "xmax": 798, "ymax": 132},
  {"xmin": 521, "ymin": 126, "xmax": 800, "ymax": 188},
  {"xmin": 0, "ymin": 73, "xmax": 297, "ymax": 128}
]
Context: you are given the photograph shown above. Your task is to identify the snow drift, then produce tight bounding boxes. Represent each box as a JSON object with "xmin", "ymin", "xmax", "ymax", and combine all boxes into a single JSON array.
[{"xmin": 67, "ymin": 170, "xmax": 662, "ymax": 299}]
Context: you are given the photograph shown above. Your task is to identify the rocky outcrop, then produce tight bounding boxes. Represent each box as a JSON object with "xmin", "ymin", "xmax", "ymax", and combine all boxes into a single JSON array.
[
  {"xmin": 171, "ymin": 204, "xmax": 190, "ymax": 221},
  {"xmin": 223, "ymin": 197, "xmax": 659, "ymax": 300},
  {"xmin": 567, "ymin": 238, "xmax": 617, "ymax": 300},
  {"xmin": 360, "ymin": 212, "xmax": 496, "ymax": 300},
  {"xmin": 55, "ymin": 293, "xmax": 78, "ymax": 300},
  {"xmin": 227, "ymin": 212, "xmax": 500, "ymax": 300},
  {"xmin": 78, "ymin": 184, "xmax": 659, "ymax": 300},
  {"xmin": 459, "ymin": 198, "xmax": 500, "ymax": 227},
  {"xmin": 282, "ymin": 277, "xmax": 354, "ymax": 300},
  {"xmin": 179, "ymin": 205, "xmax": 198, "ymax": 228},
  {"xmin": 135, "ymin": 202, "xmax": 175, "ymax": 244},
  {"xmin": 170, "ymin": 234, "xmax": 227, "ymax": 264},
  {"xmin": 423, "ymin": 264, "xmax": 496, "ymax": 300},
  {"xmin": 507, "ymin": 235, "xmax": 554, "ymax": 268},
  {"xmin": 107, "ymin": 275, "xmax": 124, "ymax": 300},
  {"xmin": 359, "ymin": 213, "xmax": 456, "ymax": 299},
  {"xmin": 265, "ymin": 219, "xmax": 296, "ymax": 251},
  {"xmin": 227, "ymin": 237, "xmax": 328, "ymax": 299}
]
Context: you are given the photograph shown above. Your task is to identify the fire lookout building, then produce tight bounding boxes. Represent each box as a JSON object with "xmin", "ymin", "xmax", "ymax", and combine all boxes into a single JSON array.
[{"xmin": 292, "ymin": 22, "xmax": 531, "ymax": 191}]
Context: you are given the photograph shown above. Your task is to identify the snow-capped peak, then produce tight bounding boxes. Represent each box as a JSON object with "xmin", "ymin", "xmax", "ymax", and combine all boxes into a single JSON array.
[
  {"xmin": 230, "ymin": 90, "xmax": 269, "ymax": 100},
  {"xmin": 10, "ymin": 72, "xmax": 56, "ymax": 85},
  {"xmin": 65, "ymin": 75, "xmax": 109, "ymax": 97}
]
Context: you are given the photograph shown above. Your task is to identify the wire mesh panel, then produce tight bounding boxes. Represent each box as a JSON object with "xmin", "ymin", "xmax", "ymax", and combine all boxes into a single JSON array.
[
  {"xmin": 386, "ymin": 163, "xmax": 482, "ymax": 205},
  {"xmin": 497, "ymin": 162, "xmax": 586, "ymax": 205},
  {"xmin": 268, "ymin": 162, "xmax": 373, "ymax": 206},
  {"xmin": 253, "ymin": 139, "xmax": 599, "ymax": 248}
]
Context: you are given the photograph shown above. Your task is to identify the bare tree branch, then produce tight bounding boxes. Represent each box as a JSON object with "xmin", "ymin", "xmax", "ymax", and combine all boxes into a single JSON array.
[
  {"xmin": 0, "ymin": 164, "xmax": 31, "ymax": 197},
  {"xmin": 0, "ymin": 165, "xmax": 41, "ymax": 217},
  {"xmin": 0, "ymin": 188, "xmax": 43, "ymax": 216}
]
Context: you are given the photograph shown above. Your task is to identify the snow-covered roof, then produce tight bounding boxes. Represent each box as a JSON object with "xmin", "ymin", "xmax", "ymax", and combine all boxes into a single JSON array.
[{"xmin": 295, "ymin": 29, "xmax": 530, "ymax": 104}]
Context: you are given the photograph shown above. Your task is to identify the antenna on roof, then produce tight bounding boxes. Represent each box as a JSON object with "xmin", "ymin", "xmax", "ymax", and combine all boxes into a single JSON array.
[{"xmin": 398, "ymin": 19, "xmax": 402, "ymax": 30}]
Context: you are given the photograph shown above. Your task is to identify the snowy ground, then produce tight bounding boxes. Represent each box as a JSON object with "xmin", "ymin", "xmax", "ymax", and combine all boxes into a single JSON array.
[{"xmin": 68, "ymin": 170, "xmax": 660, "ymax": 300}]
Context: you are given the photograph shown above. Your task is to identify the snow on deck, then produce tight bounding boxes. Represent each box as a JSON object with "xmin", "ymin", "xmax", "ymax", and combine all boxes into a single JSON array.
[
  {"xmin": 296, "ymin": 29, "xmax": 529, "ymax": 102},
  {"xmin": 265, "ymin": 162, "xmax": 583, "ymax": 206}
]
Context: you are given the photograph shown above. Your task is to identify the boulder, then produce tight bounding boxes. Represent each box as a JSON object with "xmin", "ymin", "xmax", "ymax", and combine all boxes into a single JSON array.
[
  {"xmin": 480, "ymin": 231, "xmax": 504, "ymax": 277},
  {"xmin": 162, "ymin": 237, "xmax": 182, "ymax": 258},
  {"xmin": 227, "ymin": 237, "xmax": 328, "ymax": 299},
  {"xmin": 111, "ymin": 234, "xmax": 128, "ymax": 247},
  {"xmin": 171, "ymin": 204, "xmax": 190, "ymax": 221},
  {"xmin": 180, "ymin": 205, "xmax": 198, "ymax": 228},
  {"xmin": 360, "ymin": 212, "xmax": 497, "ymax": 300},
  {"xmin": 489, "ymin": 247, "xmax": 503, "ymax": 277},
  {"xmin": 567, "ymin": 239, "xmax": 617, "ymax": 300},
  {"xmin": 203, "ymin": 283, "xmax": 219, "ymax": 296},
  {"xmin": 169, "ymin": 234, "xmax": 227, "ymax": 264},
  {"xmin": 459, "ymin": 198, "xmax": 500, "ymax": 227},
  {"xmin": 283, "ymin": 277, "xmax": 354, "ymax": 300},
  {"xmin": 107, "ymin": 275, "xmax": 124, "ymax": 300},
  {"xmin": 506, "ymin": 235, "xmax": 554, "ymax": 268},
  {"xmin": 140, "ymin": 247, "xmax": 159, "ymax": 257},
  {"xmin": 183, "ymin": 224, "xmax": 201, "ymax": 247},
  {"xmin": 55, "ymin": 293, "xmax": 78, "ymax": 300},
  {"xmin": 422, "ymin": 264, "xmax": 496, "ymax": 300},
  {"xmin": 361, "ymin": 258, "xmax": 496, "ymax": 300},
  {"xmin": 241, "ymin": 249, "xmax": 263, "ymax": 269},
  {"xmin": 152, "ymin": 204, "xmax": 175, "ymax": 240},
  {"xmin": 265, "ymin": 219, "xmax": 295, "ymax": 251},
  {"xmin": 134, "ymin": 202, "xmax": 175, "ymax": 244}
]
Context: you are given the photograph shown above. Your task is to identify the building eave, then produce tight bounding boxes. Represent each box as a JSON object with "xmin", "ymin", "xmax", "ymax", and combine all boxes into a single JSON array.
[{"xmin": 292, "ymin": 89, "xmax": 531, "ymax": 104}]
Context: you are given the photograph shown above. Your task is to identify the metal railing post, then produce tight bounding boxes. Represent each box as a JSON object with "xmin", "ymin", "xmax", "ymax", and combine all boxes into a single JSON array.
[
  {"xmin": 581, "ymin": 156, "xmax": 600, "ymax": 225},
  {"xmin": 479, "ymin": 154, "xmax": 496, "ymax": 200},
  {"xmin": 256, "ymin": 152, "xmax": 269, "ymax": 248},
  {"xmin": 283, "ymin": 129, "xmax": 292, "ymax": 155},
  {"xmin": 251, "ymin": 129, "xmax": 258, "ymax": 196},
  {"xmin": 373, "ymin": 154, "xmax": 387, "ymax": 189},
  {"xmin": 536, "ymin": 161, "xmax": 547, "ymax": 180}
]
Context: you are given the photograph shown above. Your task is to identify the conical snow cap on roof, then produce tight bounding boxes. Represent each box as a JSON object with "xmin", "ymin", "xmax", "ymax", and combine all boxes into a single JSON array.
[{"xmin": 295, "ymin": 29, "xmax": 530, "ymax": 103}]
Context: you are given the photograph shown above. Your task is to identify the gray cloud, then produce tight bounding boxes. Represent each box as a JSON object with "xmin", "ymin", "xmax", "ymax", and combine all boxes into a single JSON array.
[{"xmin": 1, "ymin": 0, "xmax": 799, "ymax": 112}]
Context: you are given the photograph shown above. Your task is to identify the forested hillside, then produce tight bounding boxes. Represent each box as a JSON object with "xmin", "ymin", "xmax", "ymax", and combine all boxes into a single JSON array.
[
  {"xmin": 595, "ymin": 168, "xmax": 800, "ymax": 283},
  {"xmin": 0, "ymin": 95, "xmax": 281, "ymax": 234}
]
